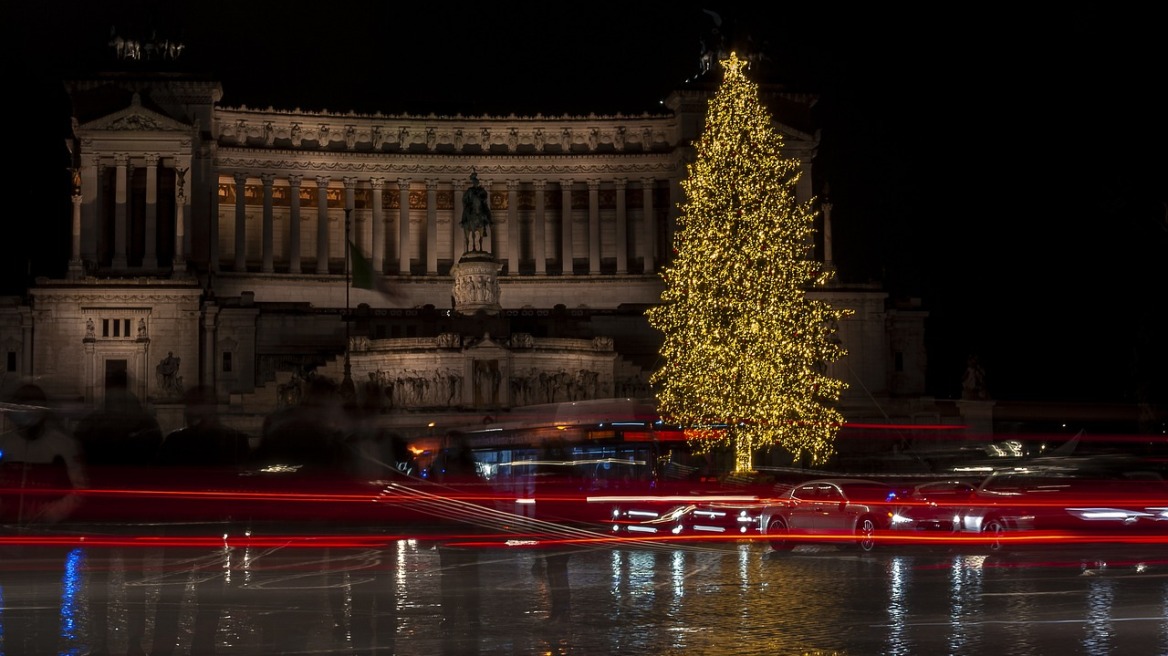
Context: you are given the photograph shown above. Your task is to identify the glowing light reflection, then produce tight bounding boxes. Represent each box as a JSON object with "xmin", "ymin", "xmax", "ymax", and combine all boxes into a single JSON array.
[
  {"xmin": 670, "ymin": 550, "xmax": 686, "ymax": 649},
  {"xmin": 887, "ymin": 556, "xmax": 910, "ymax": 655},
  {"xmin": 1084, "ymin": 576, "xmax": 1116, "ymax": 654},
  {"xmin": 60, "ymin": 548, "xmax": 83, "ymax": 650}
]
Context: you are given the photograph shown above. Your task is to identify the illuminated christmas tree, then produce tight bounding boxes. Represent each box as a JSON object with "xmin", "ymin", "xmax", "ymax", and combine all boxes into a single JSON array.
[{"xmin": 646, "ymin": 52, "xmax": 851, "ymax": 473}]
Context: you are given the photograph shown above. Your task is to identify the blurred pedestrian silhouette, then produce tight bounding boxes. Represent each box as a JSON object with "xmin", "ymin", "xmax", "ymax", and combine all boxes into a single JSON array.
[
  {"xmin": 74, "ymin": 370, "xmax": 164, "ymax": 656},
  {"xmin": 255, "ymin": 374, "xmax": 345, "ymax": 474},
  {"xmin": 431, "ymin": 433, "xmax": 484, "ymax": 632},
  {"xmin": 75, "ymin": 370, "xmax": 164, "ymax": 471},
  {"xmin": 254, "ymin": 374, "xmax": 349, "ymax": 652},
  {"xmin": 337, "ymin": 391, "xmax": 413, "ymax": 655},
  {"xmin": 0, "ymin": 383, "xmax": 89, "ymax": 655},
  {"xmin": 156, "ymin": 385, "xmax": 251, "ymax": 468},
  {"xmin": 541, "ymin": 548, "xmax": 569, "ymax": 620},
  {"xmin": 149, "ymin": 385, "xmax": 253, "ymax": 656},
  {"xmin": 532, "ymin": 438, "xmax": 574, "ymax": 623},
  {"xmin": 341, "ymin": 386, "xmax": 416, "ymax": 482}
]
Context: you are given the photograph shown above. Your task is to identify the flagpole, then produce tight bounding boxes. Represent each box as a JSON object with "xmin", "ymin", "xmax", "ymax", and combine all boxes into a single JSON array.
[{"xmin": 341, "ymin": 208, "xmax": 355, "ymax": 400}]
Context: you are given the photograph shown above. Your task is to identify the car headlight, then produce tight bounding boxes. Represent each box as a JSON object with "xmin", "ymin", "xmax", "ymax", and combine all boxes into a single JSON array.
[{"xmin": 889, "ymin": 513, "xmax": 913, "ymax": 526}]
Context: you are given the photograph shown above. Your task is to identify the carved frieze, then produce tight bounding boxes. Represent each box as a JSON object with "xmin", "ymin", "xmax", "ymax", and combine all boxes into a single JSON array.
[{"xmin": 213, "ymin": 106, "xmax": 696, "ymax": 156}]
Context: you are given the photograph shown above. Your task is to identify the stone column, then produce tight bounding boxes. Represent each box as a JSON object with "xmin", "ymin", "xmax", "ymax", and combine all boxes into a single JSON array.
[
  {"xmin": 640, "ymin": 177, "xmax": 655, "ymax": 274},
  {"xmin": 559, "ymin": 179, "xmax": 573, "ymax": 274},
  {"xmin": 452, "ymin": 178, "xmax": 466, "ymax": 263},
  {"xmin": 209, "ymin": 174, "xmax": 220, "ymax": 273},
  {"xmin": 426, "ymin": 179, "xmax": 438, "ymax": 274},
  {"xmin": 113, "ymin": 153, "xmax": 129, "ymax": 269},
  {"xmin": 143, "ymin": 154, "xmax": 159, "ymax": 268},
  {"xmin": 174, "ymin": 160, "xmax": 190, "ymax": 273},
  {"xmin": 234, "ymin": 173, "xmax": 248, "ymax": 272},
  {"xmin": 316, "ymin": 176, "xmax": 330, "ymax": 274},
  {"xmin": 533, "ymin": 179, "xmax": 547, "ymax": 274},
  {"xmin": 371, "ymin": 178, "xmax": 385, "ymax": 273},
  {"xmin": 587, "ymin": 179, "xmax": 601, "ymax": 274},
  {"xmin": 668, "ymin": 177, "xmax": 682, "ymax": 266},
  {"xmin": 480, "ymin": 179, "xmax": 495, "ymax": 255},
  {"xmin": 343, "ymin": 176, "xmax": 358, "ymax": 249},
  {"xmin": 288, "ymin": 175, "xmax": 302, "ymax": 273},
  {"xmin": 398, "ymin": 179, "xmax": 411, "ymax": 274},
  {"xmin": 822, "ymin": 200, "xmax": 835, "ymax": 268},
  {"xmin": 81, "ymin": 156, "xmax": 100, "ymax": 263},
  {"xmin": 261, "ymin": 173, "xmax": 275, "ymax": 272},
  {"xmin": 83, "ymin": 339, "xmax": 96, "ymax": 404},
  {"xmin": 202, "ymin": 303, "xmax": 220, "ymax": 391},
  {"xmin": 69, "ymin": 183, "xmax": 83, "ymax": 279},
  {"xmin": 506, "ymin": 179, "xmax": 520, "ymax": 274},
  {"xmin": 615, "ymin": 178, "xmax": 628, "ymax": 274},
  {"xmin": 21, "ymin": 316, "xmax": 32, "ymax": 379},
  {"xmin": 796, "ymin": 154, "xmax": 814, "ymax": 206}
]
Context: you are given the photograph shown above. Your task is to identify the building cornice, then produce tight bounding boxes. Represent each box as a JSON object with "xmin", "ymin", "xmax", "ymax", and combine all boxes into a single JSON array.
[{"xmin": 214, "ymin": 150, "xmax": 680, "ymax": 178}]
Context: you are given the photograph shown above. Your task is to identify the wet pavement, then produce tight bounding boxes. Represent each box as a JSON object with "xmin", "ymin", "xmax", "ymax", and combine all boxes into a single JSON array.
[{"xmin": 2, "ymin": 537, "xmax": 1167, "ymax": 655}]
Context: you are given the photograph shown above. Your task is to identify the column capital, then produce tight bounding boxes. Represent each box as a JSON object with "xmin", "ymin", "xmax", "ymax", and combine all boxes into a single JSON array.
[
  {"xmin": 144, "ymin": 153, "xmax": 160, "ymax": 166},
  {"xmin": 114, "ymin": 153, "xmax": 129, "ymax": 166},
  {"xmin": 342, "ymin": 176, "xmax": 358, "ymax": 189},
  {"xmin": 640, "ymin": 176, "xmax": 656, "ymax": 186},
  {"xmin": 369, "ymin": 177, "xmax": 385, "ymax": 190},
  {"xmin": 587, "ymin": 179, "xmax": 601, "ymax": 191},
  {"xmin": 260, "ymin": 173, "xmax": 275, "ymax": 186},
  {"xmin": 532, "ymin": 179, "xmax": 547, "ymax": 191},
  {"xmin": 559, "ymin": 178, "xmax": 574, "ymax": 189},
  {"xmin": 614, "ymin": 177, "xmax": 628, "ymax": 188},
  {"xmin": 288, "ymin": 174, "xmax": 303, "ymax": 188},
  {"xmin": 234, "ymin": 172, "xmax": 248, "ymax": 185},
  {"xmin": 315, "ymin": 175, "xmax": 330, "ymax": 187},
  {"xmin": 425, "ymin": 178, "xmax": 439, "ymax": 190},
  {"xmin": 506, "ymin": 179, "xmax": 520, "ymax": 191},
  {"xmin": 397, "ymin": 178, "xmax": 410, "ymax": 190}
]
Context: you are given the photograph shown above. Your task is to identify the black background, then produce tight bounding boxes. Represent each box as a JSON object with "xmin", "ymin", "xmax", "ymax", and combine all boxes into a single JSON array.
[{"xmin": 7, "ymin": 2, "xmax": 1165, "ymax": 407}]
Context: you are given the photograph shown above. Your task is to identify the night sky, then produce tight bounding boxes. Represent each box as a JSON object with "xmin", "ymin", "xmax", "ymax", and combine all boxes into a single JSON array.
[{"xmin": 7, "ymin": 2, "xmax": 1166, "ymax": 408}]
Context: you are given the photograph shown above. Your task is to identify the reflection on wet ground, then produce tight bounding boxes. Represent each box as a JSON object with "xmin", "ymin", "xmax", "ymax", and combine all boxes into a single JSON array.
[{"xmin": 1, "ymin": 540, "xmax": 1166, "ymax": 655}]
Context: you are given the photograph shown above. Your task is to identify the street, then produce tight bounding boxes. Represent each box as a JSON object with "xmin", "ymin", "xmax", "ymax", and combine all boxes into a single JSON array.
[{"xmin": 2, "ymin": 534, "xmax": 1166, "ymax": 655}]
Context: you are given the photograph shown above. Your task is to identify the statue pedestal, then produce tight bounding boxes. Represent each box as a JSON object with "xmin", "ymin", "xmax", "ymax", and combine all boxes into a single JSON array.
[
  {"xmin": 956, "ymin": 399, "xmax": 996, "ymax": 444},
  {"xmin": 452, "ymin": 252, "xmax": 503, "ymax": 315},
  {"xmin": 153, "ymin": 402, "xmax": 186, "ymax": 438}
]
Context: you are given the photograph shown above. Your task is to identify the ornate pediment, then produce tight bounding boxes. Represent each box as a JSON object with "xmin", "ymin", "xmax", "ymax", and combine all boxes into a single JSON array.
[{"xmin": 79, "ymin": 93, "xmax": 192, "ymax": 133}]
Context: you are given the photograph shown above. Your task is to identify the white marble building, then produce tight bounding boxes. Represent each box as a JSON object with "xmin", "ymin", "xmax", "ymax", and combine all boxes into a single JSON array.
[{"xmin": 0, "ymin": 56, "xmax": 931, "ymax": 443}]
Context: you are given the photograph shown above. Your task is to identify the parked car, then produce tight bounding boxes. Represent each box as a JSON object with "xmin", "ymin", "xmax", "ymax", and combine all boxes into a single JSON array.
[{"xmin": 757, "ymin": 478, "xmax": 899, "ymax": 552}]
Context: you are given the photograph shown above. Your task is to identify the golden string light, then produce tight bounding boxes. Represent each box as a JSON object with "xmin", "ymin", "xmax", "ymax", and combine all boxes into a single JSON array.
[{"xmin": 647, "ymin": 52, "xmax": 852, "ymax": 473}]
